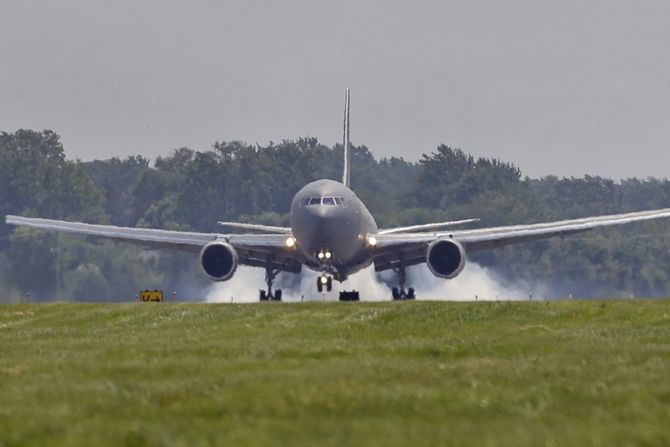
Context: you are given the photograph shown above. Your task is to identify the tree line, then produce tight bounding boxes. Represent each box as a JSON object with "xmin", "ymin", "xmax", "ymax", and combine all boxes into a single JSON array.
[{"xmin": 2, "ymin": 129, "xmax": 670, "ymax": 301}]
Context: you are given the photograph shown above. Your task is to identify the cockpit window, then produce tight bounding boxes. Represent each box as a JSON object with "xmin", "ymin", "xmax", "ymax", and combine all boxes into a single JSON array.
[{"xmin": 301, "ymin": 196, "xmax": 345, "ymax": 206}]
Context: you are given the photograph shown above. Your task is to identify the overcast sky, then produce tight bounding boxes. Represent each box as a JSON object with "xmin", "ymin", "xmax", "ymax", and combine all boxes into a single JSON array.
[{"xmin": 1, "ymin": 1, "xmax": 669, "ymax": 178}]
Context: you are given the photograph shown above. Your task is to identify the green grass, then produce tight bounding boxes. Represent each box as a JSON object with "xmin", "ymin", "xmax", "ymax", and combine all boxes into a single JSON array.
[{"xmin": 1, "ymin": 301, "xmax": 669, "ymax": 446}]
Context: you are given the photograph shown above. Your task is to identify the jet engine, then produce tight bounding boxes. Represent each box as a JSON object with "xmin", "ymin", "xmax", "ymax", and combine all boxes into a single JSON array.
[
  {"xmin": 426, "ymin": 238, "xmax": 466, "ymax": 279},
  {"xmin": 199, "ymin": 241, "xmax": 238, "ymax": 281}
]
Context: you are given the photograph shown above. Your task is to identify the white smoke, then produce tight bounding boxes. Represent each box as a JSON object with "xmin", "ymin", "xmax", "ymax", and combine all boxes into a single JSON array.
[
  {"xmin": 405, "ymin": 263, "xmax": 546, "ymax": 301},
  {"xmin": 204, "ymin": 267, "xmax": 265, "ymax": 303},
  {"xmin": 204, "ymin": 262, "xmax": 547, "ymax": 302}
]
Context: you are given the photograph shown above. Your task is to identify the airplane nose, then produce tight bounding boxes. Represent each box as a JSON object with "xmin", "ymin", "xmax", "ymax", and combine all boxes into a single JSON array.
[
  {"xmin": 296, "ymin": 205, "xmax": 349, "ymax": 249},
  {"xmin": 304, "ymin": 203, "xmax": 338, "ymax": 221},
  {"xmin": 303, "ymin": 206, "xmax": 335, "ymax": 238}
]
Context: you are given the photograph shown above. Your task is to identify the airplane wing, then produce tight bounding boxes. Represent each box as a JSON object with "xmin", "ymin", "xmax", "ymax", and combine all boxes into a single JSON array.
[
  {"xmin": 5, "ymin": 215, "xmax": 302, "ymax": 273},
  {"xmin": 377, "ymin": 218, "xmax": 480, "ymax": 234},
  {"xmin": 370, "ymin": 208, "xmax": 670, "ymax": 272},
  {"xmin": 217, "ymin": 221, "xmax": 291, "ymax": 233}
]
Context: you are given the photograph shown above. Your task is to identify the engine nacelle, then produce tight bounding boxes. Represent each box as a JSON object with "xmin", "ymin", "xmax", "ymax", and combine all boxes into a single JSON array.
[
  {"xmin": 199, "ymin": 241, "xmax": 238, "ymax": 281},
  {"xmin": 426, "ymin": 238, "xmax": 466, "ymax": 279}
]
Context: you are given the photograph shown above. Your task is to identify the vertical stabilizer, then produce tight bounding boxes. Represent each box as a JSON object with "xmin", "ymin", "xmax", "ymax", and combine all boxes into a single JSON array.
[{"xmin": 342, "ymin": 88, "xmax": 351, "ymax": 187}]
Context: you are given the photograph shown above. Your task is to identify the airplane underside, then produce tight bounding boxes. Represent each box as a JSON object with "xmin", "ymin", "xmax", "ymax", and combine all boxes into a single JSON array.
[{"xmin": 257, "ymin": 259, "xmax": 417, "ymax": 302}]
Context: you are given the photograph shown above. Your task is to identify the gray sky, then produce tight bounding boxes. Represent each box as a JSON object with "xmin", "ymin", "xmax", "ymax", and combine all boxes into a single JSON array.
[{"xmin": 1, "ymin": 0, "xmax": 669, "ymax": 178}]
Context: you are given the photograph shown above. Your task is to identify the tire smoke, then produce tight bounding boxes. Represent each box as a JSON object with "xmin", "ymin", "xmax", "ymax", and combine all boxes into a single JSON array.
[{"xmin": 204, "ymin": 262, "xmax": 547, "ymax": 302}]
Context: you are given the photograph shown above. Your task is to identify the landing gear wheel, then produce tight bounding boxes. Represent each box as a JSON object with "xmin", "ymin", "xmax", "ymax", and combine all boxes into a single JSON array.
[
  {"xmin": 392, "ymin": 288, "xmax": 416, "ymax": 300},
  {"xmin": 260, "ymin": 289, "xmax": 282, "ymax": 301},
  {"xmin": 339, "ymin": 291, "xmax": 360, "ymax": 301}
]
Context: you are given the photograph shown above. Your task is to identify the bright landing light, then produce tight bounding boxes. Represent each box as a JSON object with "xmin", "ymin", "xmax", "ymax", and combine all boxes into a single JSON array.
[
  {"xmin": 320, "ymin": 276, "xmax": 328, "ymax": 284},
  {"xmin": 324, "ymin": 251, "xmax": 332, "ymax": 259},
  {"xmin": 285, "ymin": 236, "xmax": 296, "ymax": 248},
  {"xmin": 367, "ymin": 236, "xmax": 377, "ymax": 247}
]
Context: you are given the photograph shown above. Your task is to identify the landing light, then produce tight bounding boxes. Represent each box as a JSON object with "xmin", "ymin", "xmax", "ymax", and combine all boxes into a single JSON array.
[
  {"xmin": 367, "ymin": 236, "xmax": 377, "ymax": 247},
  {"xmin": 285, "ymin": 236, "xmax": 296, "ymax": 248},
  {"xmin": 320, "ymin": 276, "xmax": 328, "ymax": 284},
  {"xmin": 324, "ymin": 251, "xmax": 332, "ymax": 259},
  {"xmin": 317, "ymin": 252, "xmax": 325, "ymax": 260}
]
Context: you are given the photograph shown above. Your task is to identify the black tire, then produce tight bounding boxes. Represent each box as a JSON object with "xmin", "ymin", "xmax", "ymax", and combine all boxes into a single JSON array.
[
  {"xmin": 273, "ymin": 289, "xmax": 282, "ymax": 301},
  {"xmin": 260, "ymin": 290, "xmax": 268, "ymax": 301},
  {"xmin": 392, "ymin": 287, "xmax": 401, "ymax": 300},
  {"xmin": 406, "ymin": 287, "xmax": 416, "ymax": 300},
  {"xmin": 339, "ymin": 291, "xmax": 360, "ymax": 301},
  {"xmin": 327, "ymin": 277, "xmax": 333, "ymax": 292}
]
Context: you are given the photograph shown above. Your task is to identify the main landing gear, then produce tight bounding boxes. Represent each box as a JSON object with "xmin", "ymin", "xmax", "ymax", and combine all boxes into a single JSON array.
[
  {"xmin": 391, "ymin": 265, "xmax": 415, "ymax": 300},
  {"xmin": 259, "ymin": 267, "xmax": 282, "ymax": 301}
]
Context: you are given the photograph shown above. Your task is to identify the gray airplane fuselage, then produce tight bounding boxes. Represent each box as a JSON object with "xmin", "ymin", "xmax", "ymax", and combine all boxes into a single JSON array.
[{"xmin": 289, "ymin": 179, "xmax": 377, "ymax": 281}]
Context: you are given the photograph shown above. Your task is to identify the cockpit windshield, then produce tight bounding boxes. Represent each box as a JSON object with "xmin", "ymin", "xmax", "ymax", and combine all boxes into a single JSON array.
[{"xmin": 302, "ymin": 196, "xmax": 345, "ymax": 206}]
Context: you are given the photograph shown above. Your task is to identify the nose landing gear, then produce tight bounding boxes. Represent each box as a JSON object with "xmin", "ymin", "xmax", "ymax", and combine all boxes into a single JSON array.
[
  {"xmin": 317, "ymin": 275, "xmax": 333, "ymax": 293},
  {"xmin": 316, "ymin": 273, "xmax": 360, "ymax": 301}
]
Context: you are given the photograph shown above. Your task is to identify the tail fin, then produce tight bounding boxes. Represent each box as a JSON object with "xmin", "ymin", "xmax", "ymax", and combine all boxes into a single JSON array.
[{"xmin": 342, "ymin": 88, "xmax": 351, "ymax": 187}]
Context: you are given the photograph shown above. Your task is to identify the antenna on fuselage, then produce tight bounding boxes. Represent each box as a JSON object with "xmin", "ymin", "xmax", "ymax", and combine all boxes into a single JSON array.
[{"xmin": 342, "ymin": 88, "xmax": 351, "ymax": 188}]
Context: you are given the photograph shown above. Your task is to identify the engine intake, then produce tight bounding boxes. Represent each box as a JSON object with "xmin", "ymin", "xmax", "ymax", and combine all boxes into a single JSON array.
[
  {"xmin": 426, "ymin": 238, "xmax": 466, "ymax": 279},
  {"xmin": 199, "ymin": 241, "xmax": 238, "ymax": 281}
]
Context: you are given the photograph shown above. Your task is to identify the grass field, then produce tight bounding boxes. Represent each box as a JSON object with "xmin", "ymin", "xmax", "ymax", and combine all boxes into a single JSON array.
[{"xmin": 1, "ymin": 301, "xmax": 669, "ymax": 446}]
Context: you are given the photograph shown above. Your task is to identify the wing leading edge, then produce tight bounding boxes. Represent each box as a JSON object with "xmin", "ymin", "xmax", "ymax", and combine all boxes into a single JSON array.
[{"xmin": 377, "ymin": 218, "xmax": 480, "ymax": 234}]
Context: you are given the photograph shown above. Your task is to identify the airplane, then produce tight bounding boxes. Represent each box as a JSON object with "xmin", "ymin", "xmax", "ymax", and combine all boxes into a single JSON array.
[{"xmin": 6, "ymin": 89, "xmax": 670, "ymax": 301}]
